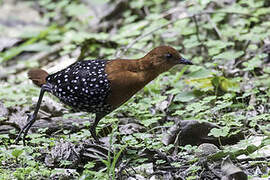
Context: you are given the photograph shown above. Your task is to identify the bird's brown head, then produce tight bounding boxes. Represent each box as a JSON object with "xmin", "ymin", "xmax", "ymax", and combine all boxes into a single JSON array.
[{"xmin": 140, "ymin": 46, "xmax": 193, "ymax": 74}]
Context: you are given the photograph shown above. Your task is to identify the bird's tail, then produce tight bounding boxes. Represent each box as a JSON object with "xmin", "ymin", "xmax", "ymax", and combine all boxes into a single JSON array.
[{"xmin": 28, "ymin": 69, "xmax": 49, "ymax": 87}]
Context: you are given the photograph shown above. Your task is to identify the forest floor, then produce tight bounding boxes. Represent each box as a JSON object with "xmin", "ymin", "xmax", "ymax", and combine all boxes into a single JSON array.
[{"xmin": 0, "ymin": 0, "xmax": 270, "ymax": 179}]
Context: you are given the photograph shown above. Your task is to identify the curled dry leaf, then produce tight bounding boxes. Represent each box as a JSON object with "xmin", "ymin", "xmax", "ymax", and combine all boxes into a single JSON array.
[
  {"xmin": 83, "ymin": 142, "xmax": 122, "ymax": 169},
  {"xmin": 162, "ymin": 120, "xmax": 244, "ymax": 147},
  {"xmin": 162, "ymin": 120, "xmax": 218, "ymax": 146},
  {"xmin": 132, "ymin": 163, "xmax": 154, "ymax": 178},
  {"xmin": 45, "ymin": 140, "xmax": 83, "ymax": 168},
  {"xmin": 221, "ymin": 156, "xmax": 247, "ymax": 180},
  {"xmin": 119, "ymin": 123, "xmax": 146, "ymax": 135},
  {"xmin": 9, "ymin": 106, "xmax": 29, "ymax": 129},
  {"xmin": 45, "ymin": 140, "xmax": 119, "ymax": 169},
  {"xmin": 83, "ymin": 143, "xmax": 110, "ymax": 161}
]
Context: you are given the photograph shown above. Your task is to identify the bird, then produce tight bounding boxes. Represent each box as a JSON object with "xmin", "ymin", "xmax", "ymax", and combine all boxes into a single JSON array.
[{"xmin": 15, "ymin": 45, "xmax": 193, "ymax": 145}]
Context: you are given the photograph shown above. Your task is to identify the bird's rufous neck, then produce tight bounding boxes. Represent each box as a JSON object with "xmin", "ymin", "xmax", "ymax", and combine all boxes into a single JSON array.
[{"xmin": 128, "ymin": 57, "xmax": 161, "ymax": 82}]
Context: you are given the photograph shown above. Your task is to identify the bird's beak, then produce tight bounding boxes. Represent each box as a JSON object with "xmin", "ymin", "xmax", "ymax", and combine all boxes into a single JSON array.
[{"xmin": 179, "ymin": 57, "xmax": 193, "ymax": 65}]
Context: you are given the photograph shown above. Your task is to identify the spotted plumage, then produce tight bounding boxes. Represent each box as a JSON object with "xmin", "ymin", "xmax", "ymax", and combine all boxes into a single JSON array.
[
  {"xmin": 15, "ymin": 46, "xmax": 193, "ymax": 145},
  {"xmin": 46, "ymin": 60, "xmax": 112, "ymax": 113}
]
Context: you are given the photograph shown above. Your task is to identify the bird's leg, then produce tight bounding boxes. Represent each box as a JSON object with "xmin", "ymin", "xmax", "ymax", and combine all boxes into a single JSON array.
[
  {"xmin": 89, "ymin": 113, "xmax": 105, "ymax": 143},
  {"xmin": 15, "ymin": 84, "xmax": 50, "ymax": 145}
]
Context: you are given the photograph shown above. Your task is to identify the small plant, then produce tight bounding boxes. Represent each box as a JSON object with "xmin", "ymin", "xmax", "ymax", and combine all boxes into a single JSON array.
[{"xmin": 11, "ymin": 149, "xmax": 23, "ymax": 164}]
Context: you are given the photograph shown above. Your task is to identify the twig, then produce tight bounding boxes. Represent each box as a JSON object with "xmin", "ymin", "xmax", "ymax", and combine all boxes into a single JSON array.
[
  {"xmin": 206, "ymin": 14, "xmax": 223, "ymax": 40},
  {"xmin": 234, "ymin": 40, "xmax": 251, "ymax": 67},
  {"xmin": 236, "ymin": 155, "xmax": 270, "ymax": 163},
  {"xmin": 159, "ymin": 6, "xmax": 186, "ymax": 19},
  {"xmin": 192, "ymin": 16, "xmax": 201, "ymax": 42},
  {"xmin": 116, "ymin": 10, "xmax": 255, "ymax": 57},
  {"xmin": 152, "ymin": 149, "xmax": 173, "ymax": 163},
  {"xmin": 160, "ymin": 8, "xmax": 254, "ymax": 20}
]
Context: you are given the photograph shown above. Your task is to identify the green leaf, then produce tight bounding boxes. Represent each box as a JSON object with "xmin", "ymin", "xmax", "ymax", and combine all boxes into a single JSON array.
[
  {"xmin": 12, "ymin": 149, "xmax": 24, "ymax": 158},
  {"xmin": 223, "ymin": 4, "xmax": 249, "ymax": 14},
  {"xmin": 212, "ymin": 76, "xmax": 240, "ymax": 92},
  {"xmin": 65, "ymin": 3, "xmax": 89, "ymax": 17},
  {"xmin": 187, "ymin": 68, "xmax": 214, "ymax": 78},
  {"xmin": 213, "ymin": 51, "xmax": 244, "ymax": 60},
  {"xmin": 243, "ymin": 54, "xmax": 264, "ymax": 71},
  {"xmin": 182, "ymin": 35, "xmax": 201, "ymax": 48},
  {"xmin": 186, "ymin": 77, "xmax": 214, "ymax": 91},
  {"xmin": 220, "ymin": 77, "xmax": 240, "ymax": 92},
  {"xmin": 206, "ymin": 40, "xmax": 234, "ymax": 56},
  {"xmin": 84, "ymin": 162, "xmax": 95, "ymax": 169},
  {"xmin": 174, "ymin": 91, "xmax": 196, "ymax": 102},
  {"xmin": 209, "ymin": 127, "xmax": 230, "ymax": 137},
  {"xmin": 211, "ymin": 101, "xmax": 233, "ymax": 112},
  {"xmin": 22, "ymin": 42, "xmax": 51, "ymax": 52},
  {"xmin": 141, "ymin": 117, "xmax": 161, "ymax": 127}
]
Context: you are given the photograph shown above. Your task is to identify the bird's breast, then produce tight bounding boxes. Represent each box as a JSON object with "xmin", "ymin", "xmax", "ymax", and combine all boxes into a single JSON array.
[{"xmin": 105, "ymin": 59, "xmax": 158, "ymax": 109}]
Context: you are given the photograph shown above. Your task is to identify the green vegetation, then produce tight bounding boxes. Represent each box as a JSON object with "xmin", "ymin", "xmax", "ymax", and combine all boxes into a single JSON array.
[{"xmin": 0, "ymin": 0, "xmax": 270, "ymax": 179}]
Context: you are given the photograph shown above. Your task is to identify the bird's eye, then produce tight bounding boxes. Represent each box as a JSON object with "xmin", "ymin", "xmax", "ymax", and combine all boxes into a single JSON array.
[{"xmin": 165, "ymin": 53, "xmax": 173, "ymax": 59}]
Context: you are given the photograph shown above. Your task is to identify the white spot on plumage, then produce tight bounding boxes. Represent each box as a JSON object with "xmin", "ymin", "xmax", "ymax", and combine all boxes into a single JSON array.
[{"xmin": 48, "ymin": 59, "xmax": 111, "ymax": 113}]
